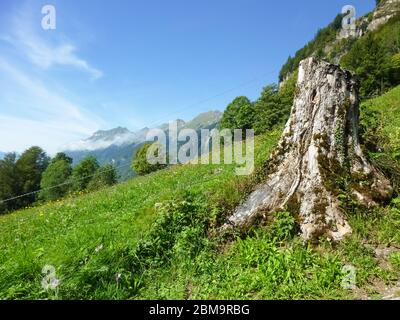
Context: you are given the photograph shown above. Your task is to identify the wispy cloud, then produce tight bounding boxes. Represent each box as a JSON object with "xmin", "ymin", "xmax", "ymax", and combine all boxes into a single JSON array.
[
  {"xmin": 0, "ymin": 114, "xmax": 89, "ymax": 155},
  {"xmin": 16, "ymin": 39, "xmax": 103, "ymax": 80},
  {"xmin": 0, "ymin": 3, "xmax": 105, "ymax": 154},
  {"xmin": 0, "ymin": 57, "xmax": 104, "ymax": 154},
  {"xmin": 1, "ymin": 6, "xmax": 103, "ymax": 80}
]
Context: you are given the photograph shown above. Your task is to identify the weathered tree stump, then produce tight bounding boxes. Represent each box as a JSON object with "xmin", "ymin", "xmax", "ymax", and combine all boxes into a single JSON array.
[{"xmin": 227, "ymin": 58, "xmax": 392, "ymax": 241}]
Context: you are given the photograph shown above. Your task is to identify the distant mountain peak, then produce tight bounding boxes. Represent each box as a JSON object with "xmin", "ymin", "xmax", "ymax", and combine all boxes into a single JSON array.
[
  {"xmin": 63, "ymin": 126, "xmax": 138, "ymax": 151},
  {"xmin": 185, "ymin": 110, "xmax": 222, "ymax": 130},
  {"xmin": 157, "ymin": 119, "xmax": 186, "ymax": 131},
  {"xmin": 90, "ymin": 127, "xmax": 131, "ymax": 142},
  {"xmin": 63, "ymin": 110, "xmax": 221, "ymax": 154},
  {"xmin": 63, "ymin": 110, "xmax": 222, "ymax": 180}
]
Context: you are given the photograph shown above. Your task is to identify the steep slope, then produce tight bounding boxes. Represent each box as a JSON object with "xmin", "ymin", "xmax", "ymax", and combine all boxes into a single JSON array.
[
  {"xmin": 63, "ymin": 127, "xmax": 144, "ymax": 152},
  {"xmin": 368, "ymin": 0, "xmax": 400, "ymax": 31},
  {"xmin": 361, "ymin": 84, "xmax": 400, "ymax": 159},
  {"xmin": 280, "ymin": 0, "xmax": 400, "ymax": 94},
  {"xmin": 360, "ymin": 85, "xmax": 400, "ymax": 191},
  {"xmin": 63, "ymin": 127, "xmax": 146, "ymax": 180},
  {"xmin": 0, "ymin": 132, "xmax": 280, "ymax": 299},
  {"xmin": 228, "ymin": 58, "xmax": 392, "ymax": 241},
  {"xmin": 1, "ymin": 118, "xmax": 399, "ymax": 299},
  {"xmin": 184, "ymin": 111, "xmax": 223, "ymax": 130}
]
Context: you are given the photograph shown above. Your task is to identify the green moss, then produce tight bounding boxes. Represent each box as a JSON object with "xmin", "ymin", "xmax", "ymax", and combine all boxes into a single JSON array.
[
  {"xmin": 317, "ymin": 151, "xmax": 345, "ymax": 196},
  {"xmin": 314, "ymin": 132, "xmax": 330, "ymax": 151},
  {"xmin": 285, "ymin": 194, "xmax": 302, "ymax": 224},
  {"xmin": 312, "ymin": 195, "xmax": 329, "ymax": 221},
  {"xmin": 334, "ymin": 99, "xmax": 353, "ymax": 171}
]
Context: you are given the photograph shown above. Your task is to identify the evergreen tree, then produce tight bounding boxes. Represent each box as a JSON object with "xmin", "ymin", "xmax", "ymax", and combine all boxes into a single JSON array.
[
  {"xmin": 253, "ymin": 80, "xmax": 295, "ymax": 135},
  {"xmin": 254, "ymin": 85, "xmax": 281, "ymax": 135}
]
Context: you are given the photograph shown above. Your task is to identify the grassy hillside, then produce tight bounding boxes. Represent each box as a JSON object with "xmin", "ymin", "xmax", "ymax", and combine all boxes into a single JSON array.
[
  {"xmin": 1, "ymin": 87, "xmax": 400, "ymax": 300},
  {"xmin": 360, "ymin": 85, "xmax": 400, "ymax": 192},
  {"xmin": 0, "ymin": 132, "xmax": 279, "ymax": 299},
  {"xmin": 361, "ymin": 85, "xmax": 400, "ymax": 159}
]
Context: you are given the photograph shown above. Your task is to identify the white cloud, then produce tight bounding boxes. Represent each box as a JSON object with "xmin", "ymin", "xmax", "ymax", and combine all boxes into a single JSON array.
[
  {"xmin": 0, "ymin": 58, "xmax": 104, "ymax": 154},
  {"xmin": 0, "ymin": 4, "xmax": 105, "ymax": 154},
  {"xmin": 63, "ymin": 132, "xmax": 140, "ymax": 152},
  {"xmin": 15, "ymin": 39, "xmax": 103, "ymax": 80},
  {"xmin": 1, "ymin": 6, "xmax": 103, "ymax": 80},
  {"xmin": 0, "ymin": 115, "xmax": 86, "ymax": 155}
]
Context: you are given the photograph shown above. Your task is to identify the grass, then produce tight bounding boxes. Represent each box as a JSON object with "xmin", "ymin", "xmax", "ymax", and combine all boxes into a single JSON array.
[
  {"xmin": 360, "ymin": 85, "xmax": 400, "ymax": 194},
  {"xmin": 360, "ymin": 84, "xmax": 400, "ymax": 161},
  {"xmin": 0, "ymin": 132, "xmax": 280, "ymax": 299},
  {"xmin": 0, "ymin": 86, "xmax": 400, "ymax": 300},
  {"xmin": 390, "ymin": 252, "xmax": 400, "ymax": 272}
]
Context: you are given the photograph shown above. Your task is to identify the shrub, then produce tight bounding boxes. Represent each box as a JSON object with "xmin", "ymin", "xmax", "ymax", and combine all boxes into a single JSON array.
[{"xmin": 269, "ymin": 211, "xmax": 297, "ymax": 242}]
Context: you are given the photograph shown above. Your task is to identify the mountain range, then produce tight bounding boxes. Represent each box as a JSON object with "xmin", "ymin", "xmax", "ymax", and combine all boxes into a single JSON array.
[{"xmin": 63, "ymin": 111, "xmax": 222, "ymax": 180}]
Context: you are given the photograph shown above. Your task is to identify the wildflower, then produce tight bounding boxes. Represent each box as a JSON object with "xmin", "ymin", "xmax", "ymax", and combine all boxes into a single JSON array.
[{"xmin": 95, "ymin": 244, "xmax": 104, "ymax": 253}]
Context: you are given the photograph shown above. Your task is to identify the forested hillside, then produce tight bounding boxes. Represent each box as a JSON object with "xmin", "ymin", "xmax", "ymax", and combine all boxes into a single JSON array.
[{"xmin": 280, "ymin": 0, "xmax": 400, "ymax": 98}]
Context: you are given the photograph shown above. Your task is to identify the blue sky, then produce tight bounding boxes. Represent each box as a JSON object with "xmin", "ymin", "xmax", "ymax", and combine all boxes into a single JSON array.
[{"xmin": 0, "ymin": 0, "xmax": 375, "ymax": 154}]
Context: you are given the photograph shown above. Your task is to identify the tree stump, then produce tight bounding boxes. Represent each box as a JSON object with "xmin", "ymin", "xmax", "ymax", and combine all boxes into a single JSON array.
[{"xmin": 227, "ymin": 58, "xmax": 392, "ymax": 241}]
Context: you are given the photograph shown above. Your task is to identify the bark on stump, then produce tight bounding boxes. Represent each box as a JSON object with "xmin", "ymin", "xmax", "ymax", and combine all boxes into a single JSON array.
[{"xmin": 227, "ymin": 58, "xmax": 392, "ymax": 241}]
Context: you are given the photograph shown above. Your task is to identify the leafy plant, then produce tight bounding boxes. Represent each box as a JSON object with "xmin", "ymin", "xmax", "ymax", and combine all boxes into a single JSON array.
[{"xmin": 389, "ymin": 252, "xmax": 400, "ymax": 271}]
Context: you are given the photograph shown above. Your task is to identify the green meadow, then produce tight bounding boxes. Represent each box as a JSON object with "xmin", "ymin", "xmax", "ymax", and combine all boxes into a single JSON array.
[{"xmin": 1, "ymin": 86, "xmax": 400, "ymax": 300}]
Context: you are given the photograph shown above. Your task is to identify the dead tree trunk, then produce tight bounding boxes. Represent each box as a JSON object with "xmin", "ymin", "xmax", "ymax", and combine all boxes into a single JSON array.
[{"xmin": 227, "ymin": 58, "xmax": 392, "ymax": 241}]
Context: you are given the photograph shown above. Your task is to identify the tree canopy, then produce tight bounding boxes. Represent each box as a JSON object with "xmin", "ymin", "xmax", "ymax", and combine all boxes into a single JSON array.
[
  {"xmin": 69, "ymin": 156, "xmax": 100, "ymax": 192},
  {"xmin": 15, "ymin": 146, "xmax": 49, "ymax": 207},
  {"xmin": 132, "ymin": 143, "xmax": 166, "ymax": 176},
  {"xmin": 87, "ymin": 164, "xmax": 118, "ymax": 191},
  {"xmin": 39, "ymin": 153, "xmax": 73, "ymax": 201},
  {"xmin": 0, "ymin": 153, "xmax": 19, "ymax": 213},
  {"xmin": 220, "ymin": 96, "xmax": 254, "ymax": 131}
]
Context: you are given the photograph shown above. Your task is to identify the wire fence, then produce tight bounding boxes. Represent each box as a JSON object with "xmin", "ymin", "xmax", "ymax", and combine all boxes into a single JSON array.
[
  {"xmin": 0, "ymin": 69, "xmax": 277, "ymax": 205},
  {"xmin": 2, "ymin": 69, "xmax": 383, "ymax": 205}
]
